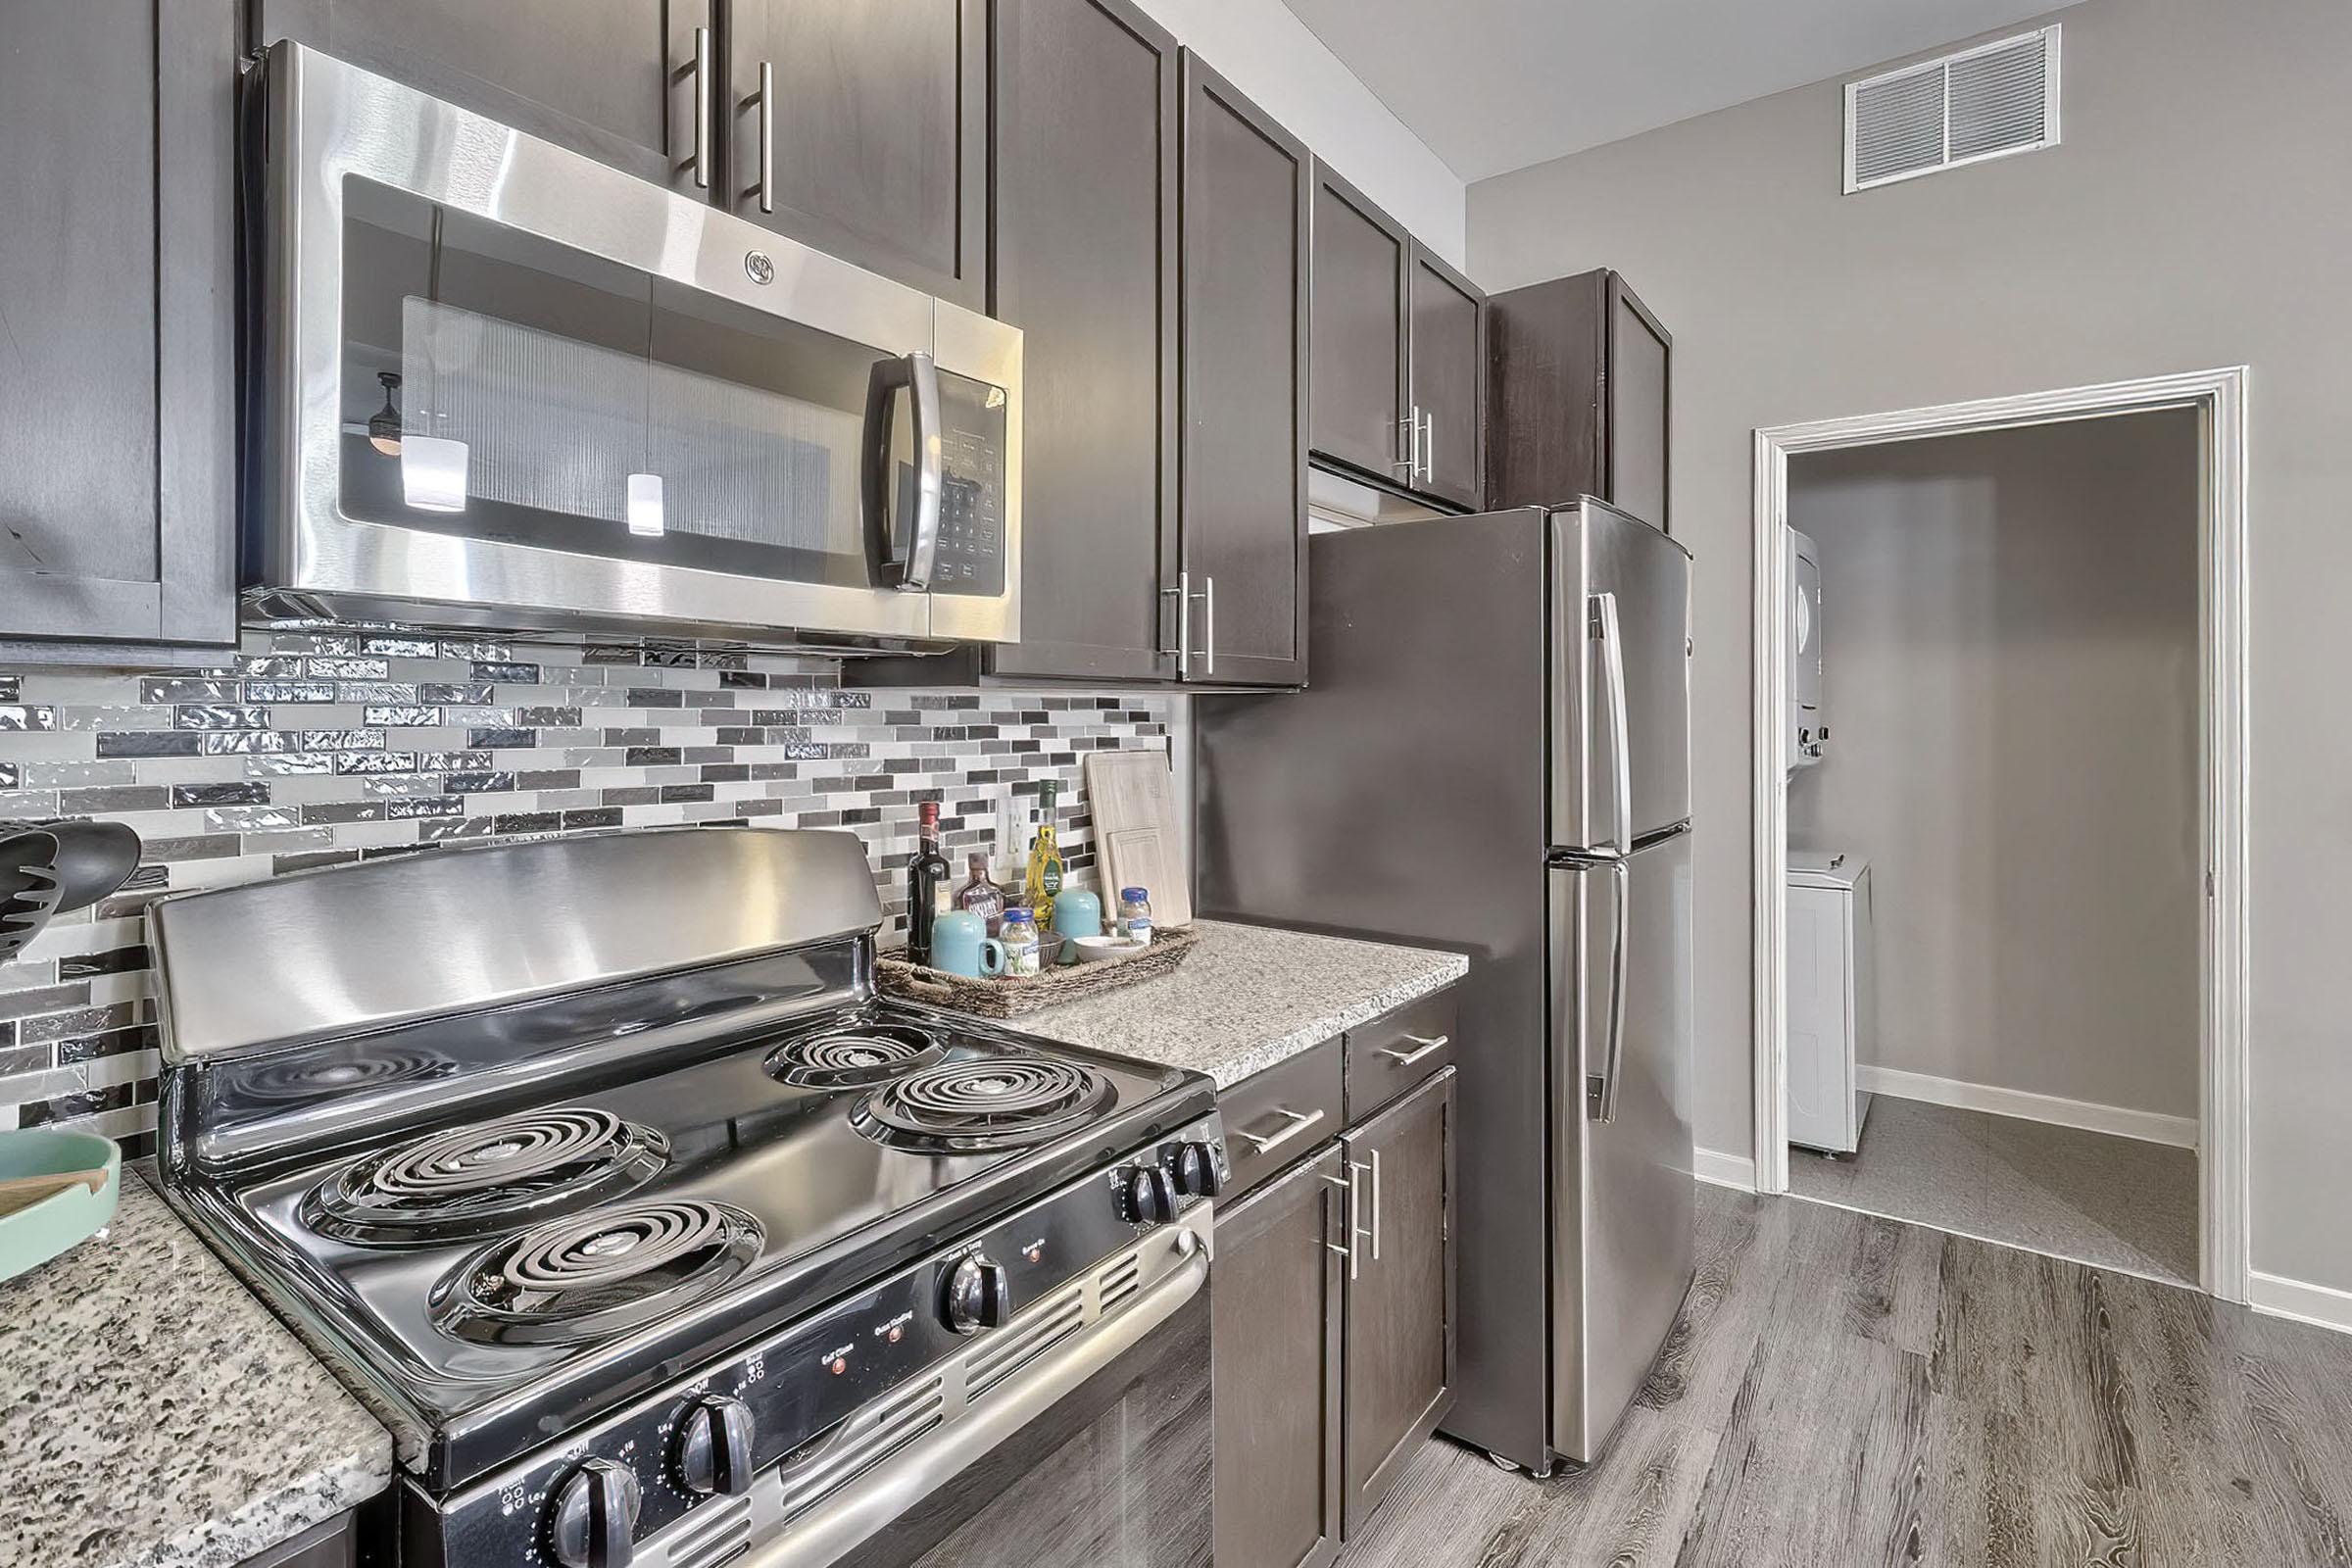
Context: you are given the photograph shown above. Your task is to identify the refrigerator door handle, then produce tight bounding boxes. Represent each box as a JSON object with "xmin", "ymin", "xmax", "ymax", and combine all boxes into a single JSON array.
[
  {"xmin": 1592, "ymin": 857, "xmax": 1631, "ymax": 1123},
  {"xmin": 1592, "ymin": 590, "xmax": 1634, "ymax": 856}
]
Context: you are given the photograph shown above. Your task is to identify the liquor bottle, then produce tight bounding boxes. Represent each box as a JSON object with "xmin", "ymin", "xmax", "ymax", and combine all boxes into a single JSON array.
[
  {"xmin": 1023, "ymin": 780, "xmax": 1066, "ymax": 925},
  {"xmin": 905, "ymin": 800, "xmax": 952, "ymax": 962},
  {"xmin": 953, "ymin": 852, "xmax": 1006, "ymax": 936}
]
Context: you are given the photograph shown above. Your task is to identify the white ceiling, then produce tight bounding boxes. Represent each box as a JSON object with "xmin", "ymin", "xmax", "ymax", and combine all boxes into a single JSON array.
[{"xmin": 1275, "ymin": 0, "xmax": 2086, "ymax": 182}]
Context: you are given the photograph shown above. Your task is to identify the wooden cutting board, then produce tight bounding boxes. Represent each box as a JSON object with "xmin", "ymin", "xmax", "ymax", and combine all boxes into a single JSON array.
[{"xmin": 1084, "ymin": 748, "xmax": 1191, "ymax": 928}]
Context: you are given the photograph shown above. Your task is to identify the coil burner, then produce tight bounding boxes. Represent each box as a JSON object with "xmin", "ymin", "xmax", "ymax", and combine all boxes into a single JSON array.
[
  {"xmin": 766, "ymin": 1019, "xmax": 950, "ymax": 1089},
  {"xmin": 308, "ymin": 1107, "xmax": 667, "ymax": 1247},
  {"xmin": 851, "ymin": 1056, "xmax": 1113, "ymax": 1154},
  {"xmin": 431, "ymin": 1198, "xmax": 762, "ymax": 1346}
]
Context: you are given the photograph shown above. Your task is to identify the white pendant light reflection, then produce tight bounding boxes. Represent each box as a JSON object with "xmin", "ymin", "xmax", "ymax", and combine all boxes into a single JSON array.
[
  {"xmin": 401, "ymin": 434, "xmax": 469, "ymax": 514},
  {"xmin": 627, "ymin": 471, "xmax": 666, "ymax": 537}
]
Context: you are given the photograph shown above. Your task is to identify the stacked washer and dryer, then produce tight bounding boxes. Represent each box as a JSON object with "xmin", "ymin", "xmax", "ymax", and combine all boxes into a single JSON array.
[{"xmin": 1786, "ymin": 529, "xmax": 1877, "ymax": 1156}]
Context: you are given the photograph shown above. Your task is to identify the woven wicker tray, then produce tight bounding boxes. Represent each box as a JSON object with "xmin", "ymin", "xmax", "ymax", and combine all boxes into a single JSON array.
[{"xmin": 877, "ymin": 926, "xmax": 1200, "ymax": 1018}]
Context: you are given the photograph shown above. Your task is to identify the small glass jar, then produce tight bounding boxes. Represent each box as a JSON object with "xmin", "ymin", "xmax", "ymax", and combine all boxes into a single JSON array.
[
  {"xmin": 999, "ymin": 906, "xmax": 1042, "ymax": 975},
  {"xmin": 1116, "ymin": 886, "xmax": 1153, "ymax": 946}
]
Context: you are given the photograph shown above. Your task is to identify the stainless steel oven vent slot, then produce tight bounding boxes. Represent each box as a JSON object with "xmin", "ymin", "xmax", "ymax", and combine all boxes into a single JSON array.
[
  {"xmin": 967, "ymin": 1294, "xmax": 1087, "ymax": 1397},
  {"xmin": 666, "ymin": 1493, "xmax": 753, "ymax": 1568},
  {"xmin": 1096, "ymin": 1250, "xmax": 1145, "ymax": 1313},
  {"xmin": 774, "ymin": 1378, "xmax": 947, "ymax": 1522}
]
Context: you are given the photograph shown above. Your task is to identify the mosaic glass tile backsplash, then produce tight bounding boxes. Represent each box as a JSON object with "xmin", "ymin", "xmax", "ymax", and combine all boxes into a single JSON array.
[{"xmin": 0, "ymin": 632, "xmax": 1171, "ymax": 1154}]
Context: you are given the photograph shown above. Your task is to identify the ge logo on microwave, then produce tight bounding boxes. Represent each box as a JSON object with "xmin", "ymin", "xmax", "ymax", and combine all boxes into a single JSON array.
[{"xmin": 744, "ymin": 250, "xmax": 775, "ymax": 285}]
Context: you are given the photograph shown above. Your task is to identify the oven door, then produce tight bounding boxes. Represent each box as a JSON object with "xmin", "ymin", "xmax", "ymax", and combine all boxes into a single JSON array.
[
  {"xmin": 251, "ymin": 42, "xmax": 1020, "ymax": 648},
  {"xmin": 681, "ymin": 1238, "xmax": 1210, "ymax": 1568}
]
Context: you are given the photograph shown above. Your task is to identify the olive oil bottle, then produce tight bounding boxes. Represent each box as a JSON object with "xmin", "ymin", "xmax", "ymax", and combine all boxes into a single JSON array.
[{"xmin": 1023, "ymin": 779, "xmax": 1065, "ymax": 925}]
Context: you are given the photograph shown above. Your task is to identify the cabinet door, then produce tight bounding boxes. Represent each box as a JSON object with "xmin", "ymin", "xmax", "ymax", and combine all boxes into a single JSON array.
[
  {"xmin": 987, "ymin": 0, "xmax": 1178, "ymax": 682},
  {"xmin": 1178, "ymin": 54, "xmax": 1309, "ymax": 688},
  {"xmin": 1213, "ymin": 1149, "xmax": 1344, "ymax": 1568},
  {"xmin": 1307, "ymin": 166, "xmax": 1408, "ymax": 484},
  {"xmin": 250, "ymin": 0, "xmax": 704, "ymax": 190},
  {"xmin": 1605, "ymin": 275, "xmax": 1672, "ymax": 533},
  {"xmin": 727, "ymin": 0, "xmax": 990, "ymax": 310},
  {"xmin": 1405, "ymin": 244, "xmax": 1484, "ymax": 510},
  {"xmin": 1340, "ymin": 1067, "xmax": 1456, "ymax": 1538},
  {"xmin": 0, "ymin": 0, "xmax": 235, "ymax": 652}
]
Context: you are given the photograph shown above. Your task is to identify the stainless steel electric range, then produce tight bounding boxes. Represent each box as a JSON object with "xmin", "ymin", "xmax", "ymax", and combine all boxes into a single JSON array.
[{"xmin": 148, "ymin": 828, "xmax": 1222, "ymax": 1568}]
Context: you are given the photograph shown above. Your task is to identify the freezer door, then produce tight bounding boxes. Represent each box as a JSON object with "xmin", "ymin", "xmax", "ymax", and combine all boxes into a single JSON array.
[
  {"xmin": 1550, "ymin": 501, "xmax": 1694, "ymax": 852},
  {"xmin": 1548, "ymin": 830, "xmax": 1696, "ymax": 1464}
]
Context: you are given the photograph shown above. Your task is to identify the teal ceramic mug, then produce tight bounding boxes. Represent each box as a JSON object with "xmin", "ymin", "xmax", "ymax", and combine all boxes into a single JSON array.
[
  {"xmin": 1050, "ymin": 889, "xmax": 1102, "ymax": 965},
  {"xmin": 930, "ymin": 911, "xmax": 1007, "ymax": 978}
]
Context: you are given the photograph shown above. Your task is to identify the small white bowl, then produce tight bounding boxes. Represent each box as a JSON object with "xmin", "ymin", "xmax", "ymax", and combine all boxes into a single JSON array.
[{"xmin": 1072, "ymin": 934, "xmax": 1150, "ymax": 964}]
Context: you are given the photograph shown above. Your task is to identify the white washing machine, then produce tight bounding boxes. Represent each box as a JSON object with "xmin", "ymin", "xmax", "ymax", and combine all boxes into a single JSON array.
[
  {"xmin": 1788, "ymin": 850, "xmax": 1874, "ymax": 1155},
  {"xmin": 1788, "ymin": 528, "xmax": 1825, "ymax": 774}
]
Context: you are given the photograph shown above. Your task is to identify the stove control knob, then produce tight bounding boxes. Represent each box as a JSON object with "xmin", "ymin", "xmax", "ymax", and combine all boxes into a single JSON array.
[
  {"xmin": 943, "ymin": 1253, "xmax": 1012, "ymax": 1335},
  {"xmin": 1169, "ymin": 1142, "xmax": 1223, "ymax": 1199},
  {"xmin": 1120, "ymin": 1164, "xmax": 1177, "ymax": 1225},
  {"xmin": 676, "ymin": 1394, "xmax": 758, "ymax": 1497},
  {"xmin": 549, "ymin": 1457, "xmax": 641, "ymax": 1568}
]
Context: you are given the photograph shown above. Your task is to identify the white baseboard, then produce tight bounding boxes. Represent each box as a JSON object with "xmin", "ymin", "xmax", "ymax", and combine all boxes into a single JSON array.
[
  {"xmin": 2248, "ymin": 1270, "xmax": 2352, "ymax": 1335},
  {"xmin": 1855, "ymin": 1065, "xmax": 2198, "ymax": 1150},
  {"xmin": 1691, "ymin": 1147, "xmax": 1757, "ymax": 1191}
]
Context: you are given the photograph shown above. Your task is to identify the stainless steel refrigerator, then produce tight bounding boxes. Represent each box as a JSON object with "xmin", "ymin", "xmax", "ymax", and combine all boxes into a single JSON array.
[{"xmin": 1197, "ymin": 498, "xmax": 1695, "ymax": 1473}]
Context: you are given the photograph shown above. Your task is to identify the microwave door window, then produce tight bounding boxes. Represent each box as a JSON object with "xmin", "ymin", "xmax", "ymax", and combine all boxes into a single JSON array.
[{"xmin": 336, "ymin": 176, "xmax": 890, "ymax": 593}]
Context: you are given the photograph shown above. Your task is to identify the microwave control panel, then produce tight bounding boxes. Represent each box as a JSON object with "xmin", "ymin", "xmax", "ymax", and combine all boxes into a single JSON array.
[{"xmin": 932, "ymin": 372, "xmax": 1007, "ymax": 598}]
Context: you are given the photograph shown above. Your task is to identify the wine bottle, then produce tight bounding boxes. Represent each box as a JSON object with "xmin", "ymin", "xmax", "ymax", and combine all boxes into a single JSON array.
[{"xmin": 905, "ymin": 800, "xmax": 952, "ymax": 962}]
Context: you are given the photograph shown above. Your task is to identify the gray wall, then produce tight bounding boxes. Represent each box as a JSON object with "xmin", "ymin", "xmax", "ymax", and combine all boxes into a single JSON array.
[
  {"xmin": 1469, "ymin": 0, "xmax": 2352, "ymax": 1292},
  {"xmin": 1788, "ymin": 413, "xmax": 2199, "ymax": 1119}
]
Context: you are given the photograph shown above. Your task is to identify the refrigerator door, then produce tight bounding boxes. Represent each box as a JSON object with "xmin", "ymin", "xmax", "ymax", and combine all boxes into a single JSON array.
[
  {"xmin": 1548, "ymin": 828, "xmax": 1696, "ymax": 1464},
  {"xmin": 1550, "ymin": 500, "xmax": 1694, "ymax": 853}
]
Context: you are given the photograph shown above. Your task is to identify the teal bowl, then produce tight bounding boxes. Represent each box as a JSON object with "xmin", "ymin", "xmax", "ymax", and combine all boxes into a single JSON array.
[{"xmin": 0, "ymin": 1129, "xmax": 121, "ymax": 1284}]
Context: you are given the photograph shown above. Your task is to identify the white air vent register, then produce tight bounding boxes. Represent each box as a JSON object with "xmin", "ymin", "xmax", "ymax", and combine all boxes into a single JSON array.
[{"xmin": 1844, "ymin": 25, "xmax": 2061, "ymax": 192}]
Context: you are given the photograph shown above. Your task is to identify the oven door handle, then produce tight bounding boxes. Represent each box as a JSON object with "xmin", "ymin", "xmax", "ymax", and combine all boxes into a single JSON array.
[
  {"xmin": 738, "ymin": 1243, "xmax": 1210, "ymax": 1568},
  {"xmin": 863, "ymin": 350, "xmax": 945, "ymax": 592}
]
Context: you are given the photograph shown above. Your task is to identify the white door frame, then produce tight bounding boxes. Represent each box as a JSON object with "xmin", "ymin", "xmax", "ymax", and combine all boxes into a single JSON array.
[{"xmin": 1749, "ymin": 367, "xmax": 2250, "ymax": 1301}]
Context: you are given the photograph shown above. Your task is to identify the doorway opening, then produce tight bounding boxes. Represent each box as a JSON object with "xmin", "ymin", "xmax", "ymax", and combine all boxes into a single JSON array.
[{"xmin": 1749, "ymin": 368, "xmax": 2249, "ymax": 1300}]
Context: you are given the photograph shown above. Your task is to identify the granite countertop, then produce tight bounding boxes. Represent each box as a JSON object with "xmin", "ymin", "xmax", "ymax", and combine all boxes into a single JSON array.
[
  {"xmin": 1016, "ymin": 918, "xmax": 1468, "ymax": 1088},
  {"xmin": 0, "ymin": 1174, "xmax": 393, "ymax": 1568}
]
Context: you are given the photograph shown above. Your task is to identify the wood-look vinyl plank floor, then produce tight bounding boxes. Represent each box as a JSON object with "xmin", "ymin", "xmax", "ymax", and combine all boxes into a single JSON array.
[{"xmin": 1335, "ymin": 1188, "xmax": 2352, "ymax": 1568}]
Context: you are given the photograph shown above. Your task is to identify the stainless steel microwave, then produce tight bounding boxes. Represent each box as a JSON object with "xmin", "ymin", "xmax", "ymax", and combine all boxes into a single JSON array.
[{"xmin": 246, "ymin": 43, "xmax": 1020, "ymax": 650}]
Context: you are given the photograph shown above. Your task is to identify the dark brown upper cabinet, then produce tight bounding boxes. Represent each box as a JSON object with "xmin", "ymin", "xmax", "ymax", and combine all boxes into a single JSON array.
[
  {"xmin": 0, "ymin": 0, "xmax": 236, "ymax": 656},
  {"xmin": 1309, "ymin": 169, "xmax": 1411, "ymax": 486},
  {"xmin": 1178, "ymin": 54, "xmax": 1310, "ymax": 689},
  {"xmin": 248, "ymin": 0, "xmax": 706, "ymax": 192},
  {"xmin": 1306, "ymin": 164, "xmax": 1483, "ymax": 511},
  {"xmin": 981, "ymin": 0, "xmax": 1180, "ymax": 682},
  {"xmin": 1487, "ymin": 268, "xmax": 1673, "ymax": 533},
  {"xmin": 1406, "ymin": 248, "xmax": 1484, "ymax": 510},
  {"xmin": 723, "ymin": 0, "xmax": 990, "ymax": 310}
]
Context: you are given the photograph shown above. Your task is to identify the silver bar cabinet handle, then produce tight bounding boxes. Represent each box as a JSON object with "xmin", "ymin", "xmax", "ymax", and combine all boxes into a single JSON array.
[
  {"xmin": 690, "ymin": 25, "xmax": 713, "ymax": 189},
  {"xmin": 1239, "ymin": 1104, "xmax": 1324, "ymax": 1155},
  {"xmin": 1395, "ymin": 410, "xmax": 1418, "ymax": 474},
  {"xmin": 1422, "ymin": 409, "xmax": 1436, "ymax": 483},
  {"xmin": 1375, "ymin": 1032, "xmax": 1448, "ymax": 1066},
  {"xmin": 1165, "ymin": 570, "xmax": 1191, "ymax": 665},
  {"xmin": 746, "ymin": 60, "xmax": 775, "ymax": 213},
  {"xmin": 1189, "ymin": 576, "xmax": 1215, "ymax": 676},
  {"xmin": 1369, "ymin": 1148, "xmax": 1383, "ymax": 1262}
]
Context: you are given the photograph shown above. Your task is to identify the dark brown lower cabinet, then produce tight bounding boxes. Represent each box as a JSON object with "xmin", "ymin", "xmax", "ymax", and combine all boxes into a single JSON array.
[
  {"xmin": 234, "ymin": 1509, "xmax": 356, "ymax": 1568},
  {"xmin": 1213, "ymin": 1148, "xmax": 1346, "ymax": 1568},
  {"xmin": 1213, "ymin": 1059, "xmax": 1457, "ymax": 1562},
  {"xmin": 1339, "ymin": 1068, "xmax": 1457, "ymax": 1536}
]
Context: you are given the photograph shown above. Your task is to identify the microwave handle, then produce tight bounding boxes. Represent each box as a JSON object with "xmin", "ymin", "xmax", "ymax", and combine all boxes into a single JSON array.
[{"xmin": 863, "ymin": 351, "xmax": 945, "ymax": 592}]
